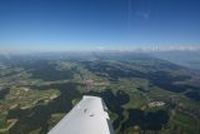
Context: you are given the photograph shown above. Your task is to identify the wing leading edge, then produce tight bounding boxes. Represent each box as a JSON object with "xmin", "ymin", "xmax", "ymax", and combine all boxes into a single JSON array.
[{"xmin": 48, "ymin": 96, "xmax": 114, "ymax": 134}]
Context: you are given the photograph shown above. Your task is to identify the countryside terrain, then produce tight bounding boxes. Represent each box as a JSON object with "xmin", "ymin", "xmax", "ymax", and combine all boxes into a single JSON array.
[{"xmin": 0, "ymin": 52, "xmax": 200, "ymax": 134}]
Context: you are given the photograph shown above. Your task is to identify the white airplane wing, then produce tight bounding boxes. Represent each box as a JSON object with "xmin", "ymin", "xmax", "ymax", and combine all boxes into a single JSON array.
[{"xmin": 48, "ymin": 96, "xmax": 114, "ymax": 134}]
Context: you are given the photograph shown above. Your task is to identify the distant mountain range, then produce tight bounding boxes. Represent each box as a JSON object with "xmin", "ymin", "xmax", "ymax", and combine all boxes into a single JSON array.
[{"xmin": 1, "ymin": 46, "xmax": 200, "ymax": 70}]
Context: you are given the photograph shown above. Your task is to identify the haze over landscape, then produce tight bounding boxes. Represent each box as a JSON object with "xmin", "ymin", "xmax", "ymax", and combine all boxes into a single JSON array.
[{"xmin": 0, "ymin": 0, "xmax": 200, "ymax": 134}]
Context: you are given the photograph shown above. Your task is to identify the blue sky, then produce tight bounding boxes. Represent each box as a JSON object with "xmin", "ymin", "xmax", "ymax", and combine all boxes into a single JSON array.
[{"xmin": 0, "ymin": 0, "xmax": 200, "ymax": 51}]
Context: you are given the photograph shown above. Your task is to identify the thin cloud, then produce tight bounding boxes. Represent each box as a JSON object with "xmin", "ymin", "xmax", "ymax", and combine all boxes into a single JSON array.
[{"xmin": 135, "ymin": 11, "xmax": 150, "ymax": 19}]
